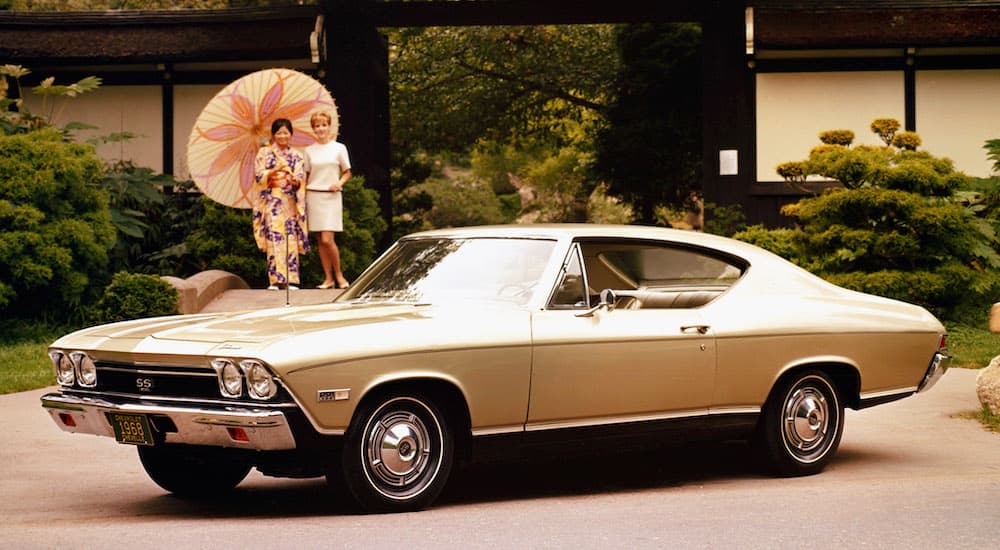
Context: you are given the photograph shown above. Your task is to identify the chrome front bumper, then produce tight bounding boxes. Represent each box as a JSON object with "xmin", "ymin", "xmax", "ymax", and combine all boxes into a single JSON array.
[
  {"xmin": 41, "ymin": 393, "xmax": 297, "ymax": 451},
  {"xmin": 917, "ymin": 351, "xmax": 951, "ymax": 393}
]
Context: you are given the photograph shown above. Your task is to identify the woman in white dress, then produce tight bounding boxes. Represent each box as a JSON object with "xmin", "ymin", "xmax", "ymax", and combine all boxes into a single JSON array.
[{"xmin": 304, "ymin": 111, "xmax": 352, "ymax": 289}]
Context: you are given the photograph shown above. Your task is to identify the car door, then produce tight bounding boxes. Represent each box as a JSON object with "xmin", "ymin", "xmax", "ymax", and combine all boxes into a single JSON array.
[{"xmin": 527, "ymin": 240, "xmax": 741, "ymax": 430}]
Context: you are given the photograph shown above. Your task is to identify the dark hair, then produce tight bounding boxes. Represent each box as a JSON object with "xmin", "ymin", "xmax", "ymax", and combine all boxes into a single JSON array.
[{"xmin": 270, "ymin": 118, "xmax": 294, "ymax": 135}]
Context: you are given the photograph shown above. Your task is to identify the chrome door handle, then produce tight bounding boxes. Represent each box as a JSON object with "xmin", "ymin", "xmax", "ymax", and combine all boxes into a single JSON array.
[{"xmin": 681, "ymin": 325, "xmax": 710, "ymax": 334}]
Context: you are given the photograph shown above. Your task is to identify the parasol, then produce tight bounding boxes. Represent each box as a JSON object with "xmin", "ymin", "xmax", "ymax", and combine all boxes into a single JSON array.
[{"xmin": 187, "ymin": 68, "xmax": 338, "ymax": 208}]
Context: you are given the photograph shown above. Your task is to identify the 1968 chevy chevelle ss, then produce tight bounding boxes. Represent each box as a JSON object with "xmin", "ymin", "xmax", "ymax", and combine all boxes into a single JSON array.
[{"xmin": 42, "ymin": 224, "xmax": 949, "ymax": 512}]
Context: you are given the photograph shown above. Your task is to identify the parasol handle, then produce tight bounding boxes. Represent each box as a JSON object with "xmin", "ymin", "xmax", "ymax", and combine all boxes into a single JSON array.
[{"xmin": 284, "ymin": 220, "xmax": 291, "ymax": 307}]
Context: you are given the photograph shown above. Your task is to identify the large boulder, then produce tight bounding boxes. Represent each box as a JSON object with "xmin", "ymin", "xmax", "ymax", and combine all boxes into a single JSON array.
[{"xmin": 977, "ymin": 355, "xmax": 1000, "ymax": 415}]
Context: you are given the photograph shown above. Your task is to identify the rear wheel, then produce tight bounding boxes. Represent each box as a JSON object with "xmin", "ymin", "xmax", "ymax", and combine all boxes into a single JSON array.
[
  {"xmin": 756, "ymin": 370, "xmax": 844, "ymax": 476},
  {"xmin": 335, "ymin": 392, "xmax": 453, "ymax": 513},
  {"xmin": 138, "ymin": 445, "xmax": 251, "ymax": 497}
]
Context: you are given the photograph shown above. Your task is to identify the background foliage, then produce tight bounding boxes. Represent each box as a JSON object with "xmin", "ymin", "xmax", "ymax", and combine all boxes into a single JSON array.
[
  {"xmin": 94, "ymin": 271, "xmax": 177, "ymax": 323},
  {"xmin": 0, "ymin": 128, "xmax": 115, "ymax": 319},
  {"xmin": 736, "ymin": 120, "xmax": 1000, "ymax": 322},
  {"xmin": 183, "ymin": 177, "xmax": 385, "ymax": 288}
]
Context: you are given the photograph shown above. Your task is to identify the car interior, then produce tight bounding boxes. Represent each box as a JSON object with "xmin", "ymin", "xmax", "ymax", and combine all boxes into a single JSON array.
[{"xmin": 549, "ymin": 241, "xmax": 745, "ymax": 310}]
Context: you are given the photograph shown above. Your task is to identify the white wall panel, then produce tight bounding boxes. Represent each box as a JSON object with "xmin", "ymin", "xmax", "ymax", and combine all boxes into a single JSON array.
[
  {"xmin": 24, "ymin": 85, "xmax": 163, "ymax": 172},
  {"xmin": 916, "ymin": 69, "xmax": 1000, "ymax": 178},
  {"xmin": 756, "ymin": 72, "xmax": 904, "ymax": 182}
]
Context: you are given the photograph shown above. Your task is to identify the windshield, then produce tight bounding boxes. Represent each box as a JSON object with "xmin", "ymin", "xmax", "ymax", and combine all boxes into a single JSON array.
[{"xmin": 339, "ymin": 237, "xmax": 557, "ymax": 306}]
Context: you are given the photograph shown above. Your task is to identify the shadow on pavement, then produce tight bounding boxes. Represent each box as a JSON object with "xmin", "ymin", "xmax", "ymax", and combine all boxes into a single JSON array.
[{"xmin": 128, "ymin": 440, "xmax": 783, "ymax": 517}]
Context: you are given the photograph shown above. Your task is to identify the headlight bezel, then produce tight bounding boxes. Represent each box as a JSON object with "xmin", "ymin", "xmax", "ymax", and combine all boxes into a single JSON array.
[
  {"xmin": 211, "ymin": 358, "xmax": 244, "ymax": 398},
  {"xmin": 71, "ymin": 351, "xmax": 98, "ymax": 388},
  {"xmin": 240, "ymin": 359, "xmax": 278, "ymax": 400},
  {"xmin": 49, "ymin": 350, "xmax": 75, "ymax": 386}
]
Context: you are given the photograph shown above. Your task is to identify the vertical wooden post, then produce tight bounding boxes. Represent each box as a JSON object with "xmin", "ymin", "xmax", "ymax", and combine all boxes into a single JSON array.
[
  {"xmin": 320, "ymin": 0, "xmax": 393, "ymax": 248},
  {"xmin": 700, "ymin": 0, "xmax": 755, "ymax": 225}
]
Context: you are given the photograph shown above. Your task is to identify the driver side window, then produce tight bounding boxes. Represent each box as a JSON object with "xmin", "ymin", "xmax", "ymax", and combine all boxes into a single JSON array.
[{"xmin": 549, "ymin": 245, "xmax": 587, "ymax": 308}]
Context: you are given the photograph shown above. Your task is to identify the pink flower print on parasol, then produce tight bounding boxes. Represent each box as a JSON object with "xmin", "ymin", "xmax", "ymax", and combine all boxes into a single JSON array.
[{"xmin": 187, "ymin": 68, "xmax": 338, "ymax": 208}]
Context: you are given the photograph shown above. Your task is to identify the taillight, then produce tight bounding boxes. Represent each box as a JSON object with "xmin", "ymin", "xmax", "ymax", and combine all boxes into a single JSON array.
[{"xmin": 937, "ymin": 334, "xmax": 948, "ymax": 352}]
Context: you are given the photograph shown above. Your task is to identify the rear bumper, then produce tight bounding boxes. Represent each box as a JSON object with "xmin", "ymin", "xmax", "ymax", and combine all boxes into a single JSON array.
[
  {"xmin": 41, "ymin": 392, "xmax": 297, "ymax": 451},
  {"xmin": 917, "ymin": 351, "xmax": 951, "ymax": 393}
]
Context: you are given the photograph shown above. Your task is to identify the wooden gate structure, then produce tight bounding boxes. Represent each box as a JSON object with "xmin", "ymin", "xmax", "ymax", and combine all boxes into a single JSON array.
[{"xmin": 1, "ymin": 0, "xmax": 998, "ymax": 232}]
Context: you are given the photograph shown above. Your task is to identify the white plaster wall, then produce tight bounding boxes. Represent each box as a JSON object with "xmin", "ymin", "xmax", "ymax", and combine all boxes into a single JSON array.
[
  {"xmin": 23, "ymin": 85, "xmax": 163, "ymax": 172},
  {"xmin": 173, "ymin": 84, "xmax": 227, "ymax": 181},
  {"xmin": 916, "ymin": 69, "xmax": 1000, "ymax": 178},
  {"xmin": 755, "ymin": 72, "xmax": 904, "ymax": 181}
]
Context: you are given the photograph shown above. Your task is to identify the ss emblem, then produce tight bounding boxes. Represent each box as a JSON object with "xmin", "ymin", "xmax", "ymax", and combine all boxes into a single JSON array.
[{"xmin": 136, "ymin": 378, "xmax": 153, "ymax": 392}]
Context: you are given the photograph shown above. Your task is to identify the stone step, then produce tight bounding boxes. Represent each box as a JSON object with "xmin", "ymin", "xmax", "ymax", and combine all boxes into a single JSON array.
[{"xmin": 199, "ymin": 288, "xmax": 345, "ymax": 313}]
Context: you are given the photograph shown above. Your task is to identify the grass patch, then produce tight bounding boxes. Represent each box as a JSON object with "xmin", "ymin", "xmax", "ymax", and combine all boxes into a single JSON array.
[
  {"xmin": 945, "ymin": 323, "xmax": 1000, "ymax": 369},
  {"xmin": 959, "ymin": 406, "xmax": 1000, "ymax": 434},
  {"xmin": 0, "ymin": 320, "xmax": 63, "ymax": 395}
]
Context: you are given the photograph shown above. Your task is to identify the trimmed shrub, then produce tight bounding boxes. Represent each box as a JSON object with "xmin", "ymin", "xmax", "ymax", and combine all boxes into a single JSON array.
[
  {"xmin": 733, "ymin": 225, "xmax": 800, "ymax": 261},
  {"xmin": 891, "ymin": 131, "xmax": 922, "ymax": 151},
  {"xmin": 94, "ymin": 272, "xmax": 178, "ymax": 323},
  {"xmin": 0, "ymin": 128, "xmax": 115, "ymax": 318},
  {"xmin": 870, "ymin": 118, "xmax": 900, "ymax": 146},
  {"xmin": 819, "ymin": 129, "xmax": 854, "ymax": 146}
]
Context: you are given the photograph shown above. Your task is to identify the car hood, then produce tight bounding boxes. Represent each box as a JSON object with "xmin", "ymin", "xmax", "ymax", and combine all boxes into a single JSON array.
[{"xmin": 51, "ymin": 301, "xmax": 532, "ymax": 372}]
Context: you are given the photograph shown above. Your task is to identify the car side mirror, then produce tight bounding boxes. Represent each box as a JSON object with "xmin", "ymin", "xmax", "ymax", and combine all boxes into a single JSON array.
[{"xmin": 574, "ymin": 288, "xmax": 618, "ymax": 318}]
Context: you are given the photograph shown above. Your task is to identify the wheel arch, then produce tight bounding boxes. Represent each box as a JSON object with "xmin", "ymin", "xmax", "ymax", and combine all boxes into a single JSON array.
[
  {"xmin": 770, "ymin": 359, "xmax": 861, "ymax": 410},
  {"xmin": 353, "ymin": 376, "xmax": 473, "ymax": 460}
]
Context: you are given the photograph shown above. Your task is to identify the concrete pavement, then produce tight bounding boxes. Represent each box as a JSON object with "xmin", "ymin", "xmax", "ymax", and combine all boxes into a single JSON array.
[{"xmin": 4, "ymin": 368, "xmax": 998, "ymax": 548}]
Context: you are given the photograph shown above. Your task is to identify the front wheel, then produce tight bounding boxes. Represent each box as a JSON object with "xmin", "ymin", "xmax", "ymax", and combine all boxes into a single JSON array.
[
  {"xmin": 755, "ymin": 370, "xmax": 844, "ymax": 476},
  {"xmin": 137, "ymin": 445, "xmax": 251, "ymax": 498},
  {"xmin": 335, "ymin": 393, "xmax": 454, "ymax": 513}
]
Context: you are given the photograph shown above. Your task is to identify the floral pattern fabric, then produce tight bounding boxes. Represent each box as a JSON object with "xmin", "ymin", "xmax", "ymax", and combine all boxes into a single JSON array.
[{"xmin": 252, "ymin": 144, "xmax": 310, "ymax": 285}]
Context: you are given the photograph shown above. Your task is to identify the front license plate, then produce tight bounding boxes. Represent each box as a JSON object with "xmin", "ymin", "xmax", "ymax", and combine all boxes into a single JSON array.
[{"xmin": 108, "ymin": 412, "xmax": 155, "ymax": 446}]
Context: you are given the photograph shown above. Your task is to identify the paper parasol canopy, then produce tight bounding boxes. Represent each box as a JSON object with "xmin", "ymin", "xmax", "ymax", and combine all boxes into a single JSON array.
[{"xmin": 187, "ymin": 68, "xmax": 338, "ymax": 208}]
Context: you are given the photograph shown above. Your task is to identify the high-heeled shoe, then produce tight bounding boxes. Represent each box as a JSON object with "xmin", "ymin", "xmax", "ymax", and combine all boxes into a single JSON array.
[
  {"xmin": 317, "ymin": 281, "xmax": 336, "ymax": 289},
  {"xmin": 336, "ymin": 280, "xmax": 350, "ymax": 289}
]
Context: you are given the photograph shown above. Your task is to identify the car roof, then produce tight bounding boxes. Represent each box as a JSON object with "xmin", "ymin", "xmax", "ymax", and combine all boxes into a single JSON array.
[{"xmin": 403, "ymin": 223, "xmax": 774, "ymax": 263}]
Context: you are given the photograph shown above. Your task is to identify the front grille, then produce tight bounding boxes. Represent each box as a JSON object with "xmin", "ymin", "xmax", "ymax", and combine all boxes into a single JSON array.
[{"xmin": 90, "ymin": 360, "xmax": 292, "ymax": 403}]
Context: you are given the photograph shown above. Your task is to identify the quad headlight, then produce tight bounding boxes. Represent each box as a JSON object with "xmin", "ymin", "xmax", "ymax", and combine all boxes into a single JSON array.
[
  {"xmin": 240, "ymin": 359, "xmax": 277, "ymax": 400},
  {"xmin": 49, "ymin": 350, "xmax": 98, "ymax": 388},
  {"xmin": 49, "ymin": 350, "xmax": 75, "ymax": 386},
  {"xmin": 211, "ymin": 358, "xmax": 244, "ymax": 398},
  {"xmin": 71, "ymin": 352, "xmax": 97, "ymax": 387},
  {"xmin": 211, "ymin": 358, "xmax": 278, "ymax": 400}
]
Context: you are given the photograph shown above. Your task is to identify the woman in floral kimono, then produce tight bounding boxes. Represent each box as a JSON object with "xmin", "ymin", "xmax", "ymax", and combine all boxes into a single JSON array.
[{"xmin": 253, "ymin": 118, "xmax": 310, "ymax": 290}]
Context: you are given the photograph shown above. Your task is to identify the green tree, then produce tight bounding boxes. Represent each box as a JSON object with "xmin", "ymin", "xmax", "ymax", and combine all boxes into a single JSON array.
[
  {"xmin": 736, "ymin": 119, "xmax": 1000, "ymax": 321},
  {"xmin": 389, "ymin": 24, "xmax": 617, "ymax": 156},
  {"xmin": 0, "ymin": 128, "xmax": 116, "ymax": 318},
  {"xmin": 593, "ymin": 23, "xmax": 703, "ymax": 223}
]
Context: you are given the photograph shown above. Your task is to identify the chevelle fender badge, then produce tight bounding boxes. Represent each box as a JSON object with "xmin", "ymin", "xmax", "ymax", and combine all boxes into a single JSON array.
[{"xmin": 318, "ymin": 389, "xmax": 350, "ymax": 402}]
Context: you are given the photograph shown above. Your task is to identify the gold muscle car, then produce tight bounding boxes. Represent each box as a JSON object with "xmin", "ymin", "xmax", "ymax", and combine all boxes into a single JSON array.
[{"xmin": 42, "ymin": 224, "xmax": 950, "ymax": 512}]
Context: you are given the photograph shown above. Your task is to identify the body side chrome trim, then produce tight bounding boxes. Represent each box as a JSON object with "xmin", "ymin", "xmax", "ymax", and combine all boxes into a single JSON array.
[
  {"xmin": 524, "ymin": 408, "xmax": 712, "ymax": 432},
  {"xmin": 471, "ymin": 424, "xmax": 524, "ymax": 436},
  {"xmin": 708, "ymin": 406, "xmax": 761, "ymax": 415},
  {"xmin": 859, "ymin": 386, "xmax": 918, "ymax": 401}
]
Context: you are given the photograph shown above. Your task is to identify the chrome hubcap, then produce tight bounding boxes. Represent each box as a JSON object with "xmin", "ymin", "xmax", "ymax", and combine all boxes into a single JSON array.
[
  {"xmin": 783, "ymin": 385, "xmax": 829, "ymax": 457},
  {"xmin": 366, "ymin": 410, "xmax": 431, "ymax": 491}
]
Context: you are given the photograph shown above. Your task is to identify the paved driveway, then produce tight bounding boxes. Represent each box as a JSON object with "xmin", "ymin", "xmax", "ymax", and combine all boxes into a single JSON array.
[{"xmin": 3, "ymin": 369, "xmax": 998, "ymax": 549}]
